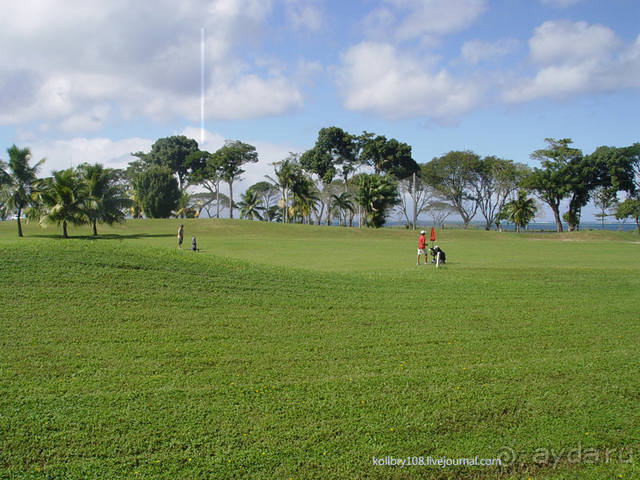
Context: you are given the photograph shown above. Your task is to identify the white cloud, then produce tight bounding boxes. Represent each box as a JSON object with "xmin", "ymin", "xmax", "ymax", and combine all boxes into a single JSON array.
[
  {"xmin": 335, "ymin": 42, "xmax": 484, "ymax": 121},
  {"xmin": 461, "ymin": 38, "xmax": 519, "ymax": 65},
  {"xmin": 208, "ymin": 75, "xmax": 303, "ymax": 120},
  {"xmin": 529, "ymin": 21, "xmax": 619, "ymax": 65},
  {"xmin": 539, "ymin": 0, "xmax": 583, "ymax": 7},
  {"xmin": 180, "ymin": 127, "xmax": 225, "ymax": 153},
  {"xmin": 58, "ymin": 105, "xmax": 112, "ymax": 133},
  {"xmin": 502, "ymin": 21, "xmax": 640, "ymax": 103},
  {"xmin": 285, "ymin": 0, "xmax": 324, "ymax": 32},
  {"xmin": 236, "ymin": 141, "xmax": 300, "ymax": 191},
  {"xmin": 0, "ymin": 0, "xmax": 304, "ymax": 132},
  {"xmin": 27, "ymin": 137, "xmax": 154, "ymax": 175},
  {"xmin": 364, "ymin": 0, "xmax": 487, "ymax": 44}
]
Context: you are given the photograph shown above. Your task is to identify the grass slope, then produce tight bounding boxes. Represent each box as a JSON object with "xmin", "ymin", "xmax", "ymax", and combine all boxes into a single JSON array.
[{"xmin": 0, "ymin": 219, "xmax": 639, "ymax": 479}]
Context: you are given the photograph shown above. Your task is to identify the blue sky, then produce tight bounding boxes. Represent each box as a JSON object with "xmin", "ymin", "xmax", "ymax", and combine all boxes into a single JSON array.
[{"xmin": 1, "ymin": 0, "xmax": 639, "ymax": 222}]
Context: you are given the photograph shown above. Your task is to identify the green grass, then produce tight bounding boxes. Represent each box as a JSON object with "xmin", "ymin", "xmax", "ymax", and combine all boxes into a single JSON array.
[{"xmin": 1, "ymin": 219, "xmax": 639, "ymax": 479}]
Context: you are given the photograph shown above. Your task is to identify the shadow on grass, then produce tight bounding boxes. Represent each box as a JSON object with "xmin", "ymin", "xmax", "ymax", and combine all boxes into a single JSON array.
[{"xmin": 31, "ymin": 233, "xmax": 174, "ymax": 240}]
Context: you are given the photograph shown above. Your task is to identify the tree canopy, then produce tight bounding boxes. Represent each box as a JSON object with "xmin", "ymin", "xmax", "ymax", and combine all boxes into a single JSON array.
[
  {"xmin": 215, "ymin": 140, "xmax": 259, "ymax": 219},
  {"xmin": 132, "ymin": 136, "xmax": 199, "ymax": 192},
  {"xmin": 423, "ymin": 150, "xmax": 481, "ymax": 228},
  {"xmin": 526, "ymin": 138, "xmax": 581, "ymax": 232},
  {"xmin": 134, "ymin": 165, "xmax": 181, "ymax": 218},
  {"xmin": 0, "ymin": 145, "xmax": 45, "ymax": 237}
]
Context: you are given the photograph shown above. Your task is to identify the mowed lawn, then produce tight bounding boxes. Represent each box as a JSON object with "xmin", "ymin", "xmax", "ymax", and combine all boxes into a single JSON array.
[{"xmin": 0, "ymin": 219, "xmax": 639, "ymax": 479}]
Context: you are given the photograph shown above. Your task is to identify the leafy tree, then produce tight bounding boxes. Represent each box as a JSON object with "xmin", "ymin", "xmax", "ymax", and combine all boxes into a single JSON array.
[
  {"xmin": 563, "ymin": 153, "xmax": 598, "ymax": 231},
  {"xmin": 0, "ymin": 145, "xmax": 45, "ymax": 237},
  {"xmin": 615, "ymin": 197, "xmax": 640, "ymax": 234},
  {"xmin": 174, "ymin": 192, "xmax": 200, "ymax": 218},
  {"xmin": 77, "ymin": 164, "xmax": 130, "ymax": 235},
  {"xmin": 290, "ymin": 172, "xmax": 319, "ymax": 224},
  {"xmin": 502, "ymin": 191, "xmax": 537, "ymax": 232},
  {"xmin": 625, "ymin": 142, "xmax": 640, "ymax": 195},
  {"xmin": 425, "ymin": 201, "xmax": 455, "ymax": 228},
  {"xmin": 134, "ymin": 165, "xmax": 180, "ymax": 218},
  {"xmin": 247, "ymin": 181, "xmax": 279, "ymax": 217},
  {"xmin": 300, "ymin": 127, "xmax": 356, "ymax": 225},
  {"xmin": 132, "ymin": 136, "xmax": 199, "ymax": 192},
  {"xmin": 396, "ymin": 170, "xmax": 433, "ymax": 229},
  {"xmin": 526, "ymin": 138, "xmax": 581, "ymax": 232},
  {"xmin": 215, "ymin": 140, "xmax": 259, "ymax": 219},
  {"xmin": 423, "ymin": 151, "xmax": 481, "ymax": 228},
  {"xmin": 589, "ymin": 145, "xmax": 636, "ymax": 195},
  {"xmin": 331, "ymin": 191, "xmax": 354, "ymax": 227},
  {"xmin": 190, "ymin": 191, "xmax": 230, "ymax": 218},
  {"xmin": 359, "ymin": 133, "xmax": 418, "ymax": 179},
  {"xmin": 353, "ymin": 173, "xmax": 399, "ymax": 228},
  {"xmin": 263, "ymin": 205, "xmax": 282, "ymax": 222},
  {"xmin": 0, "ymin": 160, "xmax": 10, "ymax": 220},
  {"xmin": 266, "ymin": 154, "xmax": 301, "ymax": 223},
  {"xmin": 238, "ymin": 189, "xmax": 263, "ymax": 221},
  {"xmin": 474, "ymin": 157, "xmax": 528, "ymax": 230},
  {"xmin": 187, "ymin": 150, "xmax": 226, "ymax": 219},
  {"xmin": 592, "ymin": 186, "xmax": 618, "ymax": 229},
  {"xmin": 31, "ymin": 169, "xmax": 88, "ymax": 238}
]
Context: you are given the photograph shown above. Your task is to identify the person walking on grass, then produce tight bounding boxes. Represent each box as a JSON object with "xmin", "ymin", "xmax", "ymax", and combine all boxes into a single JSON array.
[
  {"xmin": 417, "ymin": 230, "xmax": 427, "ymax": 265},
  {"xmin": 177, "ymin": 224, "xmax": 184, "ymax": 249}
]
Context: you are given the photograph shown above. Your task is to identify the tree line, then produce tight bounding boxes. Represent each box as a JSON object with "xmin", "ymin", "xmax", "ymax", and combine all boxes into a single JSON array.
[{"xmin": 2, "ymin": 129, "xmax": 639, "ymax": 237}]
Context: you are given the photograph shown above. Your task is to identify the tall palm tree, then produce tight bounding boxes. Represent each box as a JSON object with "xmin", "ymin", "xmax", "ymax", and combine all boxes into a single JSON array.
[
  {"xmin": 290, "ymin": 173, "xmax": 318, "ymax": 224},
  {"xmin": 0, "ymin": 145, "xmax": 45, "ymax": 237},
  {"xmin": 502, "ymin": 190, "xmax": 537, "ymax": 232},
  {"xmin": 77, "ymin": 163, "xmax": 129, "ymax": 235},
  {"xmin": 266, "ymin": 156, "xmax": 299, "ymax": 223},
  {"xmin": 33, "ymin": 169, "xmax": 88, "ymax": 238},
  {"xmin": 238, "ymin": 189, "xmax": 264, "ymax": 221}
]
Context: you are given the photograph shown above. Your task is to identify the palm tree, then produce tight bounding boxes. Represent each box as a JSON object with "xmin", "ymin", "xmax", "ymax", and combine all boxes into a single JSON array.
[
  {"xmin": 502, "ymin": 191, "xmax": 537, "ymax": 232},
  {"xmin": 354, "ymin": 173, "xmax": 400, "ymax": 228},
  {"xmin": 238, "ymin": 189, "xmax": 263, "ymax": 221},
  {"xmin": 0, "ymin": 145, "xmax": 45, "ymax": 237},
  {"xmin": 331, "ymin": 192, "xmax": 354, "ymax": 226},
  {"xmin": 173, "ymin": 191, "xmax": 192, "ymax": 219},
  {"xmin": 33, "ymin": 169, "xmax": 89, "ymax": 238},
  {"xmin": 290, "ymin": 173, "xmax": 318, "ymax": 224},
  {"xmin": 77, "ymin": 163, "xmax": 130, "ymax": 235},
  {"xmin": 266, "ymin": 155, "xmax": 300, "ymax": 223},
  {"xmin": 263, "ymin": 205, "xmax": 281, "ymax": 222}
]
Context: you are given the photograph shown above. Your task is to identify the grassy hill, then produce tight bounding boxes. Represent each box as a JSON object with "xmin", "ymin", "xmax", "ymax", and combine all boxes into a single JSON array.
[{"xmin": 1, "ymin": 219, "xmax": 638, "ymax": 479}]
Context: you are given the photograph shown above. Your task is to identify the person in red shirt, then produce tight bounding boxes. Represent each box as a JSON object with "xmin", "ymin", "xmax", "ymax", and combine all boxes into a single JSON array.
[{"xmin": 417, "ymin": 230, "xmax": 427, "ymax": 265}]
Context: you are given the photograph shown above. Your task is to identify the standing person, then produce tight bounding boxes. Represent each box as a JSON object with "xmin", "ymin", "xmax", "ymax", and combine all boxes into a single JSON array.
[
  {"xmin": 177, "ymin": 224, "xmax": 184, "ymax": 249},
  {"xmin": 191, "ymin": 236, "xmax": 198, "ymax": 252},
  {"xmin": 417, "ymin": 230, "xmax": 427, "ymax": 265}
]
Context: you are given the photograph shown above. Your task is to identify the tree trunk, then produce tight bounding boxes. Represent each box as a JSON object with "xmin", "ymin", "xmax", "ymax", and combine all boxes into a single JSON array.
[
  {"xmin": 229, "ymin": 181, "xmax": 234, "ymax": 219},
  {"xmin": 551, "ymin": 206, "xmax": 563, "ymax": 232},
  {"xmin": 216, "ymin": 179, "xmax": 220, "ymax": 219},
  {"xmin": 412, "ymin": 172, "xmax": 417, "ymax": 230},
  {"xmin": 325, "ymin": 197, "xmax": 331, "ymax": 226},
  {"xmin": 92, "ymin": 220, "xmax": 98, "ymax": 236},
  {"xmin": 17, "ymin": 207, "xmax": 23, "ymax": 237},
  {"xmin": 62, "ymin": 221, "xmax": 68, "ymax": 238}
]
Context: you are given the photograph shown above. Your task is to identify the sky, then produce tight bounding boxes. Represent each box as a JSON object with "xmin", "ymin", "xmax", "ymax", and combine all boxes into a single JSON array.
[{"xmin": 1, "ymin": 0, "xmax": 639, "ymax": 222}]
